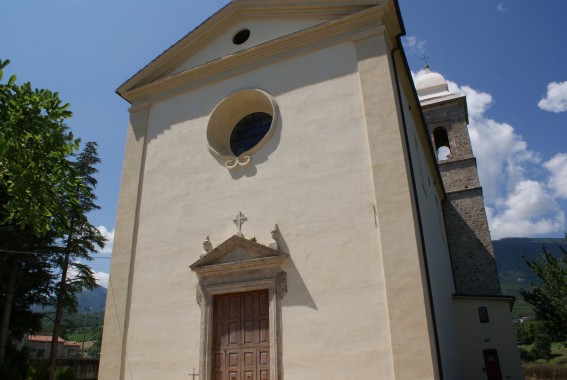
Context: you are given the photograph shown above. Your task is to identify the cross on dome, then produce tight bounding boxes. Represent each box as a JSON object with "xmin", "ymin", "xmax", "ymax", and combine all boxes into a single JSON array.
[{"xmin": 419, "ymin": 54, "xmax": 430, "ymax": 68}]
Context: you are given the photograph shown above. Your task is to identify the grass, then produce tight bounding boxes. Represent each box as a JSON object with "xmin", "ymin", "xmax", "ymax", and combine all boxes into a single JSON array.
[
  {"xmin": 524, "ymin": 363, "xmax": 567, "ymax": 380},
  {"xmin": 66, "ymin": 327, "xmax": 100, "ymax": 343},
  {"xmin": 549, "ymin": 342, "xmax": 567, "ymax": 365},
  {"xmin": 518, "ymin": 342, "xmax": 567, "ymax": 364}
]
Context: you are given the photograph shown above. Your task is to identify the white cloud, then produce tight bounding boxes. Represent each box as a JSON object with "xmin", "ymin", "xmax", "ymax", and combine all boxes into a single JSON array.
[
  {"xmin": 544, "ymin": 153, "xmax": 567, "ymax": 199},
  {"xmin": 454, "ymin": 84, "xmax": 563, "ymax": 238},
  {"xmin": 60, "ymin": 262, "xmax": 109, "ymax": 288},
  {"xmin": 97, "ymin": 225, "xmax": 114, "ymax": 255},
  {"xmin": 402, "ymin": 36, "xmax": 427, "ymax": 56},
  {"xmin": 496, "ymin": 3, "xmax": 508, "ymax": 13},
  {"xmin": 487, "ymin": 181, "xmax": 565, "ymax": 239},
  {"xmin": 65, "ymin": 261, "xmax": 81, "ymax": 282},
  {"xmin": 448, "ymin": 83, "xmax": 492, "ymax": 120},
  {"xmin": 94, "ymin": 272, "xmax": 109, "ymax": 288},
  {"xmin": 444, "ymin": 80, "xmax": 541, "ymax": 200},
  {"xmin": 412, "ymin": 69, "xmax": 566, "ymax": 238},
  {"xmin": 538, "ymin": 81, "xmax": 567, "ymax": 113}
]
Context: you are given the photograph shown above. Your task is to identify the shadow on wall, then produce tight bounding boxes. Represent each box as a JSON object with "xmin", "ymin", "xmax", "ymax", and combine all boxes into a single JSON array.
[
  {"xmin": 282, "ymin": 258, "xmax": 317, "ymax": 310},
  {"xmin": 276, "ymin": 229, "xmax": 317, "ymax": 310}
]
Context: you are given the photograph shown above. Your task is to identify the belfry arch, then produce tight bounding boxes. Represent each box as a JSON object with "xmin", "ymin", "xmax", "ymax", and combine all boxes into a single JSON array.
[{"xmin": 433, "ymin": 126, "xmax": 451, "ymax": 161}]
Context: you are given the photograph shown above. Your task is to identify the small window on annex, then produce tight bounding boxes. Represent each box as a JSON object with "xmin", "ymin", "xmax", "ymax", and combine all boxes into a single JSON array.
[
  {"xmin": 433, "ymin": 127, "xmax": 451, "ymax": 161},
  {"xmin": 478, "ymin": 306, "xmax": 489, "ymax": 323}
]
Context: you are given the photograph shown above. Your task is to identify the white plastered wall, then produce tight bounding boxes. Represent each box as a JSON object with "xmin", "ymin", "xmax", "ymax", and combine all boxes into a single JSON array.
[
  {"xmin": 394, "ymin": 59, "xmax": 463, "ymax": 379},
  {"xmin": 101, "ymin": 3, "xmax": 448, "ymax": 376},
  {"xmin": 121, "ymin": 41, "xmax": 396, "ymax": 380}
]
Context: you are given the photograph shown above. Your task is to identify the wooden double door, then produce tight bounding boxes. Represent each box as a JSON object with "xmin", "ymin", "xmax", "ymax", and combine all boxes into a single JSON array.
[{"xmin": 212, "ymin": 290, "xmax": 270, "ymax": 380}]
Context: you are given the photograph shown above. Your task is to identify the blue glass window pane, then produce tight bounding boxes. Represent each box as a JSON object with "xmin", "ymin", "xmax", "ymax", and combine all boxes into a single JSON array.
[{"xmin": 230, "ymin": 112, "xmax": 272, "ymax": 156}]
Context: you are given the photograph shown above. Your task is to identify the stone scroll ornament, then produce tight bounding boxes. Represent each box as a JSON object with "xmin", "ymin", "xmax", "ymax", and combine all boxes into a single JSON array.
[
  {"xmin": 277, "ymin": 271, "xmax": 287, "ymax": 298},
  {"xmin": 225, "ymin": 155, "xmax": 251, "ymax": 169},
  {"xmin": 196, "ymin": 287, "xmax": 203, "ymax": 308}
]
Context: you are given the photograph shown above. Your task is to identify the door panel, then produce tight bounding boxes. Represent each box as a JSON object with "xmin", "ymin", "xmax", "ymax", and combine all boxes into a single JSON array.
[
  {"xmin": 483, "ymin": 349, "xmax": 502, "ymax": 380},
  {"xmin": 212, "ymin": 290, "xmax": 269, "ymax": 380}
]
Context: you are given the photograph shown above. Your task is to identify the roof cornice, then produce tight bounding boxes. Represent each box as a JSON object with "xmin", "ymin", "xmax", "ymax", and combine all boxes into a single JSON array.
[
  {"xmin": 420, "ymin": 94, "xmax": 469, "ymax": 125},
  {"xmin": 119, "ymin": 4, "xmax": 398, "ymax": 105}
]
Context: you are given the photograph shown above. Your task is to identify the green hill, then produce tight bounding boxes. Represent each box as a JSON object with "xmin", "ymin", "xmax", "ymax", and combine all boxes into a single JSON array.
[
  {"xmin": 77, "ymin": 286, "xmax": 107, "ymax": 313},
  {"xmin": 493, "ymin": 237, "xmax": 565, "ymax": 319}
]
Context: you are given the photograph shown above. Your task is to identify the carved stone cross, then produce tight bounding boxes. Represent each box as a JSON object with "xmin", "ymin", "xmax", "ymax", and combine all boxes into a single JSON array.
[
  {"xmin": 189, "ymin": 368, "xmax": 199, "ymax": 379},
  {"xmin": 233, "ymin": 211, "xmax": 247, "ymax": 237}
]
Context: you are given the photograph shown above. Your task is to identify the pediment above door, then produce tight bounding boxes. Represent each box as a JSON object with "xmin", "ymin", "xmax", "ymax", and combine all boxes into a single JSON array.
[{"xmin": 190, "ymin": 235, "xmax": 289, "ymax": 275}]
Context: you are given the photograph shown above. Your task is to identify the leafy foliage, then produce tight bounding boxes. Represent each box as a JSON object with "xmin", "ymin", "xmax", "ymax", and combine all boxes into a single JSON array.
[
  {"xmin": 28, "ymin": 360, "xmax": 50, "ymax": 380},
  {"xmin": 0, "ymin": 59, "xmax": 82, "ymax": 237},
  {"xmin": 0, "ymin": 343, "xmax": 30, "ymax": 380},
  {"xmin": 520, "ymin": 241, "xmax": 567, "ymax": 341},
  {"xmin": 517, "ymin": 320, "xmax": 554, "ymax": 362},
  {"xmin": 0, "ymin": 59, "xmax": 104, "ymax": 379},
  {"xmin": 0, "ymin": 58, "xmax": 86, "ymax": 366},
  {"xmin": 53, "ymin": 366, "xmax": 77, "ymax": 380},
  {"xmin": 0, "ymin": 227, "xmax": 55, "ymax": 339}
]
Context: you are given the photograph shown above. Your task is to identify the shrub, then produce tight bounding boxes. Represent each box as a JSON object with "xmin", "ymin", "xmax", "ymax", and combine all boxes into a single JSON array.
[
  {"xmin": 27, "ymin": 360, "xmax": 49, "ymax": 380},
  {"xmin": 0, "ymin": 344, "xmax": 31, "ymax": 380},
  {"xmin": 53, "ymin": 366, "xmax": 77, "ymax": 380}
]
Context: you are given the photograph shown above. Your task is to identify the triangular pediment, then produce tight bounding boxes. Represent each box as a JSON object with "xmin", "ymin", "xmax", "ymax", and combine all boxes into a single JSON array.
[
  {"xmin": 117, "ymin": 0, "xmax": 386, "ymax": 99},
  {"xmin": 190, "ymin": 235, "xmax": 289, "ymax": 275},
  {"xmin": 168, "ymin": 18, "xmax": 327, "ymax": 77}
]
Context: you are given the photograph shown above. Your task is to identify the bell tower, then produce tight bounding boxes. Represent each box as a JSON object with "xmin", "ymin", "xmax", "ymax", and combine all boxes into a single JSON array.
[{"xmin": 416, "ymin": 67, "xmax": 501, "ymax": 296}]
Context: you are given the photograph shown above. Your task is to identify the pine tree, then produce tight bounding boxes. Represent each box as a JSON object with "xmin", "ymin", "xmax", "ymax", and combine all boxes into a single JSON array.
[{"xmin": 48, "ymin": 142, "xmax": 106, "ymax": 378}]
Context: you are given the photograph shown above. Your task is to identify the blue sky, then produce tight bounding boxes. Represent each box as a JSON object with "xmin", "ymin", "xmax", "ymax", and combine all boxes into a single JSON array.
[{"xmin": 2, "ymin": 0, "xmax": 566, "ymax": 285}]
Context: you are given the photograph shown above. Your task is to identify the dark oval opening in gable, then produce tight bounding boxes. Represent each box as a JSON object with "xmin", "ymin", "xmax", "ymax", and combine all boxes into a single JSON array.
[{"xmin": 233, "ymin": 29, "xmax": 251, "ymax": 45}]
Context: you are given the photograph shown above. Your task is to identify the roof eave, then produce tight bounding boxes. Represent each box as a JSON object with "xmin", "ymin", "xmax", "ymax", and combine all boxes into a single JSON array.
[{"xmin": 116, "ymin": 1, "xmax": 390, "ymax": 101}]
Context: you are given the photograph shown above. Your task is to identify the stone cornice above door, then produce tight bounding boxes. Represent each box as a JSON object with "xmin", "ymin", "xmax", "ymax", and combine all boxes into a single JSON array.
[{"xmin": 190, "ymin": 235, "xmax": 290, "ymax": 276}]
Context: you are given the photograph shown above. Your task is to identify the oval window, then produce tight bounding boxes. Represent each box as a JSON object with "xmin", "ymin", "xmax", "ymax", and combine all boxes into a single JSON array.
[
  {"xmin": 230, "ymin": 112, "xmax": 272, "ymax": 157},
  {"xmin": 232, "ymin": 29, "xmax": 250, "ymax": 45},
  {"xmin": 206, "ymin": 89, "xmax": 279, "ymax": 170}
]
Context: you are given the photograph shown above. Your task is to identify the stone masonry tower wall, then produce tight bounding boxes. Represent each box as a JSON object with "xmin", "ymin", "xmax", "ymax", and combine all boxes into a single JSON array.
[{"xmin": 422, "ymin": 97, "xmax": 501, "ymax": 296}]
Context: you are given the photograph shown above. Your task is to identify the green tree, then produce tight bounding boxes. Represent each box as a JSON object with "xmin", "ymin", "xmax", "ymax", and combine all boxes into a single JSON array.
[
  {"xmin": 517, "ymin": 320, "xmax": 554, "ymax": 362},
  {"xmin": 0, "ymin": 59, "xmax": 81, "ymax": 236},
  {"xmin": 0, "ymin": 59, "xmax": 85, "ymax": 365},
  {"xmin": 48, "ymin": 142, "xmax": 106, "ymax": 378},
  {"xmin": 0, "ymin": 228, "xmax": 54, "ymax": 337},
  {"xmin": 0, "ymin": 60, "xmax": 106, "ymax": 376},
  {"xmin": 520, "ymin": 241, "xmax": 567, "ymax": 341},
  {"xmin": 0, "ymin": 223, "xmax": 56, "ymax": 375}
]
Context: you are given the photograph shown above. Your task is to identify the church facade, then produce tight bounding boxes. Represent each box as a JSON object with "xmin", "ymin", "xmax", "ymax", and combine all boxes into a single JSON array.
[{"xmin": 100, "ymin": 1, "xmax": 523, "ymax": 379}]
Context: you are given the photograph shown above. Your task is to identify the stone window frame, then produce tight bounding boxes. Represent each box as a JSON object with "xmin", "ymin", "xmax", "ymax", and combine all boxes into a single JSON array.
[
  {"xmin": 206, "ymin": 89, "xmax": 280, "ymax": 170},
  {"xmin": 191, "ymin": 236, "xmax": 288, "ymax": 380}
]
